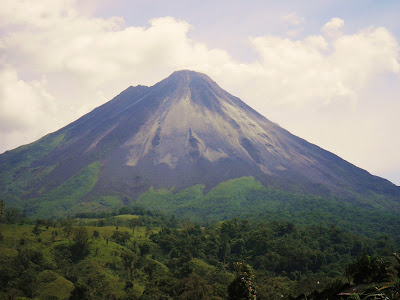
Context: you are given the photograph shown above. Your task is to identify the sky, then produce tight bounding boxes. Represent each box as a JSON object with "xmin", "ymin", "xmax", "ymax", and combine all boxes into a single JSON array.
[{"xmin": 1, "ymin": 0, "xmax": 400, "ymax": 185}]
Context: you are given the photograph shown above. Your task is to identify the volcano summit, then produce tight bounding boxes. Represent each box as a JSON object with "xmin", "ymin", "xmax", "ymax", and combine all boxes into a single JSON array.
[{"xmin": 0, "ymin": 70, "xmax": 399, "ymax": 217}]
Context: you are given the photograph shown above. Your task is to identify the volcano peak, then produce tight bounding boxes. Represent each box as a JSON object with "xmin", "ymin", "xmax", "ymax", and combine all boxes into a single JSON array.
[
  {"xmin": 1, "ymin": 70, "xmax": 399, "ymax": 218},
  {"xmin": 170, "ymin": 69, "xmax": 208, "ymax": 78},
  {"xmin": 163, "ymin": 69, "xmax": 215, "ymax": 87}
]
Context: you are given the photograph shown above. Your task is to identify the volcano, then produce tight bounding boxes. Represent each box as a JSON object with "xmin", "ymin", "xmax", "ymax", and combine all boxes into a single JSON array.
[{"xmin": 0, "ymin": 70, "xmax": 399, "ymax": 216}]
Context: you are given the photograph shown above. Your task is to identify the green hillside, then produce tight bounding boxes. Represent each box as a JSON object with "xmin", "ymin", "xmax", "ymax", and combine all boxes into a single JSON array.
[
  {"xmin": 0, "ymin": 132, "xmax": 66, "ymax": 205},
  {"xmin": 1, "ymin": 175, "xmax": 399, "ymax": 245},
  {"xmin": 136, "ymin": 177, "xmax": 400, "ymax": 243},
  {"xmin": 25, "ymin": 161, "xmax": 102, "ymax": 218}
]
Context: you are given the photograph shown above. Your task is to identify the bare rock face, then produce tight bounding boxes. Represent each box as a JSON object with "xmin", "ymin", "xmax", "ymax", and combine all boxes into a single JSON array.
[
  {"xmin": 1, "ymin": 70, "xmax": 399, "ymax": 211},
  {"xmin": 124, "ymin": 71, "xmax": 286, "ymax": 172}
]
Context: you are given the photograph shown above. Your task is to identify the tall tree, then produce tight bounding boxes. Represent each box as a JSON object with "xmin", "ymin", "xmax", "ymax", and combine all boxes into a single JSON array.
[
  {"xmin": 70, "ymin": 227, "xmax": 90, "ymax": 261},
  {"xmin": 228, "ymin": 262, "xmax": 257, "ymax": 300},
  {"xmin": 120, "ymin": 250, "xmax": 137, "ymax": 280}
]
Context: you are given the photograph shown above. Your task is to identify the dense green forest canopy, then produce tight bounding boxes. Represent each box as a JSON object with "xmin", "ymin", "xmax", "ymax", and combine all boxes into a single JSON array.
[
  {"xmin": 0, "ymin": 206, "xmax": 399, "ymax": 299},
  {"xmin": 3, "ymin": 176, "xmax": 400, "ymax": 249}
]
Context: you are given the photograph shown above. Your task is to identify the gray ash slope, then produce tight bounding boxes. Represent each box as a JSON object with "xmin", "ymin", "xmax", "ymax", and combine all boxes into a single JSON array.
[{"xmin": 1, "ymin": 70, "xmax": 399, "ymax": 212}]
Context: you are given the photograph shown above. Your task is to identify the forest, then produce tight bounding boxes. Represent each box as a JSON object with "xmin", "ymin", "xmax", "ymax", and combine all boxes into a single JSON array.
[{"xmin": 1, "ymin": 204, "xmax": 399, "ymax": 300}]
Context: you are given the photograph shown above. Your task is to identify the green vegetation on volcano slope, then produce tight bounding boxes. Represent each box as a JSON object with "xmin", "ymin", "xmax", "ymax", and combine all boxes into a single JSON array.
[
  {"xmin": 24, "ymin": 161, "xmax": 102, "ymax": 218},
  {"xmin": 0, "ymin": 133, "xmax": 66, "ymax": 203},
  {"xmin": 0, "ymin": 208, "xmax": 399, "ymax": 299},
  {"xmin": 2, "ymin": 174, "xmax": 399, "ymax": 245},
  {"xmin": 136, "ymin": 177, "xmax": 400, "ymax": 243}
]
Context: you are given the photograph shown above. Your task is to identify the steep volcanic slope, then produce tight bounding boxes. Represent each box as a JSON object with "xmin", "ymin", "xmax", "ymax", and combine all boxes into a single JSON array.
[{"xmin": 0, "ymin": 70, "xmax": 399, "ymax": 215}]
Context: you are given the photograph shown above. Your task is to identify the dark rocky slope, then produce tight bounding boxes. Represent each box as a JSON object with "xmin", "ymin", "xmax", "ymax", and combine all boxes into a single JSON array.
[{"xmin": 1, "ymin": 70, "xmax": 399, "ymax": 215}]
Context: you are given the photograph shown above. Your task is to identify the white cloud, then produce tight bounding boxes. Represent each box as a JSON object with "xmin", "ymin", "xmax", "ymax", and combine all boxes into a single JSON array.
[
  {"xmin": 321, "ymin": 17, "xmax": 344, "ymax": 39},
  {"xmin": 236, "ymin": 25, "xmax": 399, "ymax": 108},
  {"xmin": 280, "ymin": 12, "xmax": 305, "ymax": 37},
  {"xmin": 0, "ymin": 0, "xmax": 77, "ymax": 28},
  {"xmin": 0, "ymin": 68, "xmax": 54, "ymax": 129},
  {"xmin": 0, "ymin": 67, "xmax": 62, "ymax": 150},
  {"xmin": 0, "ymin": 0, "xmax": 399, "ymax": 184},
  {"xmin": 281, "ymin": 12, "xmax": 305, "ymax": 26}
]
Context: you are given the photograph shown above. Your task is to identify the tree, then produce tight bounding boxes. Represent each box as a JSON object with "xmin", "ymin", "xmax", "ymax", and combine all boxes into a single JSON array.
[
  {"xmin": 128, "ymin": 217, "xmax": 141, "ymax": 234},
  {"xmin": 112, "ymin": 231, "xmax": 131, "ymax": 245},
  {"xmin": 0, "ymin": 200, "xmax": 4, "ymax": 219},
  {"xmin": 180, "ymin": 273, "xmax": 213, "ymax": 300},
  {"xmin": 92, "ymin": 230, "xmax": 100, "ymax": 239},
  {"xmin": 139, "ymin": 242, "xmax": 152, "ymax": 257},
  {"xmin": 394, "ymin": 253, "xmax": 400, "ymax": 278},
  {"xmin": 143, "ymin": 259, "xmax": 160, "ymax": 280},
  {"xmin": 3, "ymin": 207, "xmax": 20, "ymax": 223},
  {"xmin": 345, "ymin": 253, "xmax": 392, "ymax": 284},
  {"xmin": 120, "ymin": 250, "xmax": 137, "ymax": 280},
  {"xmin": 69, "ymin": 284, "xmax": 89, "ymax": 300},
  {"xmin": 70, "ymin": 227, "xmax": 90, "ymax": 261},
  {"xmin": 32, "ymin": 224, "xmax": 42, "ymax": 237},
  {"xmin": 227, "ymin": 262, "xmax": 257, "ymax": 300}
]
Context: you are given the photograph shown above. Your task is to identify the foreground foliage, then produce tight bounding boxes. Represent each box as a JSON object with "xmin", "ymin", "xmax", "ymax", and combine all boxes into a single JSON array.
[{"xmin": 0, "ymin": 207, "xmax": 399, "ymax": 299}]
